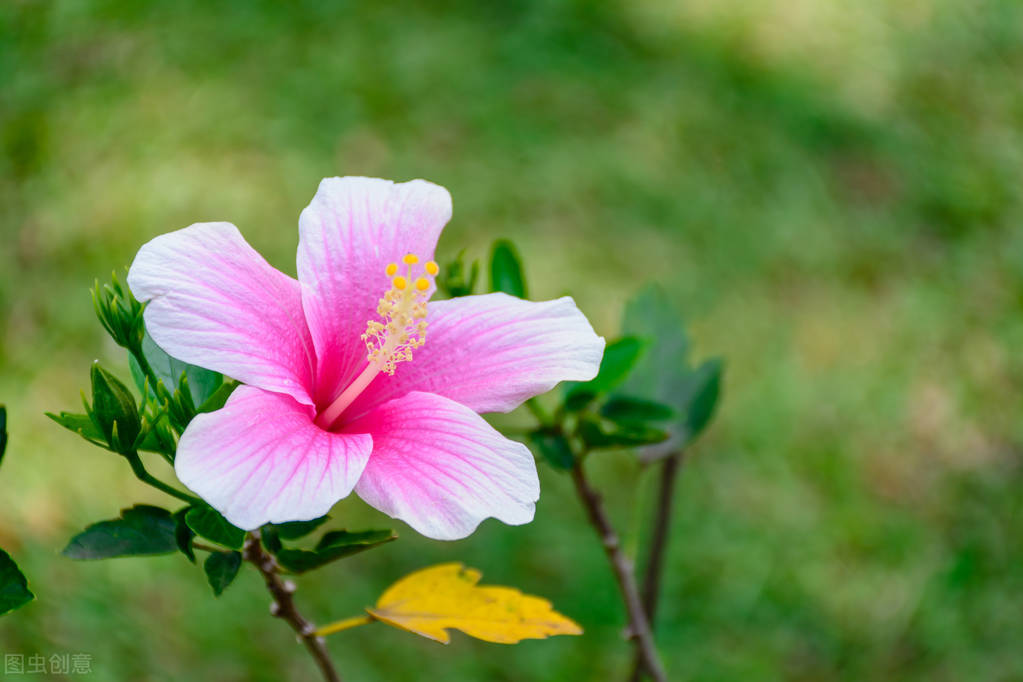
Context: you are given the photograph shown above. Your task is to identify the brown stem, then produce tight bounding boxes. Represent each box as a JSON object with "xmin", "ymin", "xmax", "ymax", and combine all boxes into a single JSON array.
[
  {"xmin": 243, "ymin": 535, "xmax": 341, "ymax": 682},
  {"xmin": 629, "ymin": 450, "xmax": 684, "ymax": 682},
  {"xmin": 570, "ymin": 461, "xmax": 668, "ymax": 682}
]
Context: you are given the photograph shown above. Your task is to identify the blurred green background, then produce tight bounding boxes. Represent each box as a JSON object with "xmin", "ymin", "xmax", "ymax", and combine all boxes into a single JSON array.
[{"xmin": 3, "ymin": 0, "xmax": 1023, "ymax": 679}]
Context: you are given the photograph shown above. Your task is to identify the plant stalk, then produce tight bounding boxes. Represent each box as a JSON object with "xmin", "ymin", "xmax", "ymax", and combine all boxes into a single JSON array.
[
  {"xmin": 243, "ymin": 535, "xmax": 342, "ymax": 682},
  {"xmin": 569, "ymin": 460, "xmax": 667, "ymax": 682},
  {"xmin": 629, "ymin": 450, "xmax": 684, "ymax": 681}
]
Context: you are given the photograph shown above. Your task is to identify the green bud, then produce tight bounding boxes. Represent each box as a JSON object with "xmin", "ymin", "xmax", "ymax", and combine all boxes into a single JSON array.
[
  {"xmin": 92, "ymin": 271, "xmax": 145, "ymax": 350},
  {"xmin": 90, "ymin": 363, "xmax": 141, "ymax": 454}
]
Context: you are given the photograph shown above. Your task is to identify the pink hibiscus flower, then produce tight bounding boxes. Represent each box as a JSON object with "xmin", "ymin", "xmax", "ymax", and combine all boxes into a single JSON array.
[{"xmin": 127, "ymin": 177, "xmax": 604, "ymax": 540}]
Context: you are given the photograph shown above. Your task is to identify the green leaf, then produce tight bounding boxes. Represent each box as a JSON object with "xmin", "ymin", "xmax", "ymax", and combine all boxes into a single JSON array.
[
  {"xmin": 489, "ymin": 239, "xmax": 527, "ymax": 298},
  {"xmin": 679, "ymin": 358, "xmax": 724, "ymax": 446},
  {"xmin": 90, "ymin": 363, "xmax": 141, "ymax": 453},
  {"xmin": 0, "ymin": 405, "xmax": 7, "ymax": 468},
  {"xmin": 274, "ymin": 529, "xmax": 396, "ymax": 574},
  {"xmin": 564, "ymin": 336, "xmax": 647, "ymax": 403},
  {"xmin": 204, "ymin": 551, "xmax": 243, "ymax": 596},
  {"xmin": 45, "ymin": 411, "xmax": 106, "ymax": 445},
  {"xmin": 600, "ymin": 395, "xmax": 676, "ymax": 426},
  {"xmin": 621, "ymin": 286, "xmax": 725, "ymax": 453},
  {"xmin": 173, "ymin": 508, "xmax": 196, "ymax": 563},
  {"xmin": 578, "ymin": 417, "xmax": 669, "ymax": 449},
  {"xmin": 438, "ymin": 250, "xmax": 480, "ymax": 298},
  {"xmin": 528, "ymin": 429, "xmax": 575, "ymax": 469},
  {"xmin": 185, "ymin": 506, "xmax": 246, "ymax": 550},
  {"xmin": 269, "ymin": 516, "xmax": 330, "ymax": 541},
  {"xmin": 141, "ymin": 330, "xmax": 223, "ymax": 407},
  {"xmin": 63, "ymin": 505, "xmax": 178, "ymax": 559},
  {"xmin": 197, "ymin": 380, "xmax": 238, "ymax": 414},
  {"xmin": 0, "ymin": 549, "xmax": 33, "ymax": 615}
]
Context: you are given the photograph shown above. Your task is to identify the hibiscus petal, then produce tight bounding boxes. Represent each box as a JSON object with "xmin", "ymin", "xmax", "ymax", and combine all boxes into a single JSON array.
[
  {"xmin": 176, "ymin": 385, "xmax": 373, "ymax": 530},
  {"xmin": 296, "ymin": 177, "xmax": 452, "ymax": 403},
  {"xmin": 128, "ymin": 222, "xmax": 317, "ymax": 405},
  {"xmin": 348, "ymin": 391, "xmax": 539, "ymax": 541},
  {"xmin": 348, "ymin": 293, "xmax": 605, "ymax": 417}
]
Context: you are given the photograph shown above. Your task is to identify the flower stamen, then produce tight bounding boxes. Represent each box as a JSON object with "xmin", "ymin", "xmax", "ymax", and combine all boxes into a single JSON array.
[{"xmin": 315, "ymin": 255, "xmax": 439, "ymax": 429}]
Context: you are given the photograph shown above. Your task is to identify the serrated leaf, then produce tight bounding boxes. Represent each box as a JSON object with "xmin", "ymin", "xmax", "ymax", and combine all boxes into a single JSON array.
[
  {"xmin": 0, "ymin": 549, "xmax": 33, "ymax": 615},
  {"xmin": 489, "ymin": 240, "xmax": 527, "ymax": 298},
  {"xmin": 563, "ymin": 336, "xmax": 647, "ymax": 403},
  {"xmin": 141, "ymin": 330, "xmax": 223, "ymax": 407},
  {"xmin": 185, "ymin": 506, "xmax": 246, "ymax": 550},
  {"xmin": 63, "ymin": 505, "xmax": 178, "ymax": 559},
  {"xmin": 204, "ymin": 551, "xmax": 242, "ymax": 596},
  {"xmin": 528, "ymin": 429, "xmax": 575, "ymax": 469},
  {"xmin": 365, "ymin": 563, "xmax": 582, "ymax": 644},
  {"xmin": 274, "ymin": 529, "xmax": 396, "ymax": 574},
  {"xmin": 269, "ymin": 516, "xmax": 330, "ymax": 541},
  {"xmin": 600, "ymin": 395, "xmax": 676, "ymax": 426},
  {"xmin": 90, "ymin": 364, "xmax": 141, "ymax": 453}
]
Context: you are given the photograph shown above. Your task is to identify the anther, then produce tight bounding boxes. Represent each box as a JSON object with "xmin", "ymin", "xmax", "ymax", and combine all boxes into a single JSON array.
[
  {"xmin": 425, "ymin": 261, "xmax": 439, "ymax": 276},
  {"xmin": 385, "ymin": 263, "xmax": 398, "ymax": 276},
  {"xmin": 392, "ymin": 276, "xmax": 408, "ymax": 290},
  {"xmin": 415, "ymin": 277, "xmax": 429, "ymax": 291},
  {"xmin": 403, "ymin": 254, "xmax": 419, "ymax": 265}
]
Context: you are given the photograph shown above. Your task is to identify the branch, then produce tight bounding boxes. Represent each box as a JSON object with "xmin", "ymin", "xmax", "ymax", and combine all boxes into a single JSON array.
[
  {"xmin": 629, "ymin": 450, "xmax": 684, "ymax": 681},
  {"xmin": 570, "ymin": 460, "xmax": 667, "ymax": 682},
  {"xmin": 243, "ymin": 535, "xmax": 342, "ymax": 682}
]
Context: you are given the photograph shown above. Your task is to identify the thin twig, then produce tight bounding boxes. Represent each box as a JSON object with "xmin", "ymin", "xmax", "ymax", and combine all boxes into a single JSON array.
[
  {"xmin": 629, "ymin": 450, "xmax": 684, "ymax": 682},
  {"xmin": 569, "ymin": 460, "xmax": 668, "ymax": 682},
  {"xmin": 243, "ymin": 534, "xmax": 341, "ymax": 682}
]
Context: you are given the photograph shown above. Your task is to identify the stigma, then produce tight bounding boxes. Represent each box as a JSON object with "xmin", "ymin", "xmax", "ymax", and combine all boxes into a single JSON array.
[{"xmin": 361, "ymin": 254, "xmax": 439, "ymax": 375}]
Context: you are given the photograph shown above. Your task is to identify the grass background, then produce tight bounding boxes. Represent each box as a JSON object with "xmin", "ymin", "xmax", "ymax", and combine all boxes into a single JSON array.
[{"xmin": 3, "ymin": 0, "xmax": 1023, "ymax": 679}]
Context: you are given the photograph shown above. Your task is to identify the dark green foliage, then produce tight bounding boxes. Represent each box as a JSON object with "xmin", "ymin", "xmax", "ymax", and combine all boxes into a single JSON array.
[
  {"xmin": 185, "ymin": 506, "xmax": 246, "ymax": 550},
  {"xmin": 204, "ymin": 551, "xmax": 243, "ymax": 596},
  {"xmin": 0, "ymin": 549, "xmax": 33, "ymax": 616},
  {"xmin": 528, "ymin": 428, "xmax": 575, "ymax": 469},
  {"xmin": 564, "ymin": 337, "xmax": 648, "ymax": 404},
  {"xmin": 622, "ymin": 286, "xmax": 724, "ymax": 450},
  {"xmin": 90, "ymin": 363, "xmax": 141, "ymax": 454},
  {"xmin": 63, "ymin": 505, "xmax": 178, "ymax": 559},
  {"xmin": 489, "ymin": 239, "xmax": 528, "ymax": 298},
  {"xmin": 173, "ymin": 508, "xmax": 196, "ymax": 563},
  {"xmin": 272, "ymin": 530, "xmax": 396, "ymax": 574},
  {"xmin": 438, "ymin": 250, "xmax": 480, "ymax": 298},
  {"xmin": 0, "ymin": 405, "xmax": 7, "ymax": 468},
  {"xmin": 600, "ymin": 395, "xmax": 677, "ymax": 427},
  {"xmin": 269, "ymin": 516, "xmax": 330, "ymax": 541}
]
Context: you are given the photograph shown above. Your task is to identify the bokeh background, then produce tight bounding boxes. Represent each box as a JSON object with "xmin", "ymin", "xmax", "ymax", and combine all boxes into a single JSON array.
[{"xmin": 3, "ymin": 0, "xmax": 1023, "ymax": 680}]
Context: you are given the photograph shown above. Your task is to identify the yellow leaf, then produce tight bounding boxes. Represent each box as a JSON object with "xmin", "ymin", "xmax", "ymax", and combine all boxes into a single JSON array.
[{"xmin": 366, "ymin": 562, "xmax": 583, "ymax": 644}]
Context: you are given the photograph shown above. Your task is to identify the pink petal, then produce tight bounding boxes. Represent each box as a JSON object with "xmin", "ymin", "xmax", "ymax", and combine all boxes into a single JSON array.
[
  {"xmin": 176, "ymin": 385, "xmax": 373, "ymax": 530},
  {"xmin": 347, "ymin": 391, "xmax": 539, "ymax": 541},
  {"xmin": 296, "ymin": 177, "xmax": 452, "ymax": 404},
  {"xmin": 128, "ymin": 222, "xmax": 317, "ymax": 405},
  {"xmin": 347, "ymin": 293, "xmax": 605, "ymax": 417}
]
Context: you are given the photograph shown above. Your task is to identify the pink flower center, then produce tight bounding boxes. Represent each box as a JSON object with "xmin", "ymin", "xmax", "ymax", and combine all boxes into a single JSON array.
[{"xmin": 314, "ymin": 255, "xmax": 438, "ymax": 430}]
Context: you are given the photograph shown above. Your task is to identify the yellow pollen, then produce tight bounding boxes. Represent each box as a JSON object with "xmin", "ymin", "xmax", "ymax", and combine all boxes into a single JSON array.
[{"xmin": 362, "ymin": 256, "xmax": 438, "ymax": 375}]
